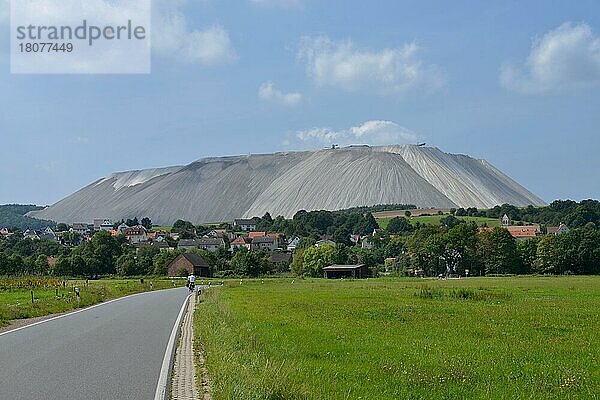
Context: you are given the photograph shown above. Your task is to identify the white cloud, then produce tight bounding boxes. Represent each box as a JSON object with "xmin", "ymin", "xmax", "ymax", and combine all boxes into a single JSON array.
[
  {"xmin": 154, "ymin": 9, "xmax": 237, "ymax": 66},
  {"xmin": 285, "ymin": 120, "xmax": 420, "ymax": 149},
  {"xmin": 258, "ymin": 81, "xmax": 302, "ymax": 106},
  {"xmin": 501, "ymin": 22, "xmax": 600, "ymax": 94},
  {"xmin": 186, "ymin": 25, "xmax": 237, "ymax": 65},
  {"xmin": 298, "ymin": 36, "xmax": 443, "ymax": 96}
]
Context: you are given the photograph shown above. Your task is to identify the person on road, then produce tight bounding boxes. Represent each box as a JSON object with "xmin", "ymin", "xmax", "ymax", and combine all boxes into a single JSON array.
[{"xmin": 187, "ymin": 273, "xmax": 196, "ymax": 291}]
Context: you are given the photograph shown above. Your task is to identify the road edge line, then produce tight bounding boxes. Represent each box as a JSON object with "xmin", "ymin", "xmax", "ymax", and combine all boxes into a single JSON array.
[
  {"xmin": 154, "ymin": 292, "xmax": 193, "ymax": 400},
  {"xmin": 0, "ymin": 287, "xmax": 182, "ymax": 337}
]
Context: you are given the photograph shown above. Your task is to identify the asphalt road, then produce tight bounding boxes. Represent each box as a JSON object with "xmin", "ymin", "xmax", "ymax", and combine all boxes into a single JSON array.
[{"xmin": 0, "ymin": 287, "xmax": 190, "ymax": 400}]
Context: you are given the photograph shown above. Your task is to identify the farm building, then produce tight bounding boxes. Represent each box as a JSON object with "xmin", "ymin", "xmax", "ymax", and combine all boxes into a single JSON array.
[
  {"xmin": 323, "ymin": 264, "xmax": 369, "ymax": 279},
  {"xmin": 167, "ymin": 253, "xmax": 211, "ymax": 277}
]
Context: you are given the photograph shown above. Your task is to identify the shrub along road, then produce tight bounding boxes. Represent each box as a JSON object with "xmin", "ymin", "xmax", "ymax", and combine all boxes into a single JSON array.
[{"xmin": 0, "ymin": 287, "xmax": 189, "ymax": 400}]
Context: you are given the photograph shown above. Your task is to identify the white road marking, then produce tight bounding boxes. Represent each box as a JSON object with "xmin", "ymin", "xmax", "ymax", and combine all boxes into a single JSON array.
[{"xmin": 154, "ymin": 292, "xmax": 193, "ymax": 400}]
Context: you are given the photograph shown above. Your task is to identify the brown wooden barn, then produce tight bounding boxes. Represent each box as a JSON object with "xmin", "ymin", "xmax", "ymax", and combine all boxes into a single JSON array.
[
  {"xmin": 322, "ymin": 264, "xmax": 369, "ymax": 279},
  {"xmin": 167, "ymin": 253, "xmax": 211, "ymax": 277}
]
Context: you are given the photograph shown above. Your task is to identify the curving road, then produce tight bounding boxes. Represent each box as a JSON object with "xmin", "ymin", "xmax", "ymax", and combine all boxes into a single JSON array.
[{"xmin": 0, "ymin": 287, "xmax": 190, "ymax": 400}]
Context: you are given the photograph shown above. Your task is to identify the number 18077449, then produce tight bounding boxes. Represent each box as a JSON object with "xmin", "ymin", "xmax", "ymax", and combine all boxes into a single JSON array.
[{"xmin": 18, "ymin": 42, "xmax": 73, "ymax": 53}]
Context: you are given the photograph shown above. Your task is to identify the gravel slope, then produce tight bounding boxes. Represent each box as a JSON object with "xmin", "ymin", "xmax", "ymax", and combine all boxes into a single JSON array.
[{"xmin": 29, "ymin": 145, "xmax": 545, "ymax": 225}]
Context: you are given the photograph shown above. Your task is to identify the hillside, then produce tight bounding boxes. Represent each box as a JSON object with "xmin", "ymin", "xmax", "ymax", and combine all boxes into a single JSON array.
[
  {"xmin": 28, "ymin": 145, "xmax": 545, "ymax": 225},
  {"xmin": 0, "ymin": 204, "xmax": 56, "ymax": 230}
]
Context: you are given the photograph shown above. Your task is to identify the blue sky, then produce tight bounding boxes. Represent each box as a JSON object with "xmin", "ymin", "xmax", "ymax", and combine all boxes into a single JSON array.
[{"xmin": 0, "ymin": 0, "xmax": 599, "ymax": 205}]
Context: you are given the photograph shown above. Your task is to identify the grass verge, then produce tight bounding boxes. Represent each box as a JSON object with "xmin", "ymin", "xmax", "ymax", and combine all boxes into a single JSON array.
[{"xmin": 0, "ymin": 277, "xmax": 182, "ymax": 327}]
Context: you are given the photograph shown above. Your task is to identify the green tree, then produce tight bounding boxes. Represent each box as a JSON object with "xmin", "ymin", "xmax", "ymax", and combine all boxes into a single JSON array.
[
  {"xmin": 8, "ymin": 253, "xmax": 24, "ymax": 275},
  {"xmin": 141, "ymin": 217, "xmax": 153, "ymax": 230},
  {"xmin": 444, "ymin": 222, "xmax": 478, "ymax": 274},
  {"xmin": 51, "ymin": 255, "xmax": 73, "ymax": 277},
  {"xmin": 136, "ymin": 246, "xmax": 160, "ymax": 275},
  {"xmin": 231, "ymin": 248, "xmax": 270, "ymax": 276},
  {"xmin": 56, "ymin": 223, "xmax": 69, "ymax": 232},
  {"xmin": 477, "ymin": 227, "xmax": 519, "ymax": 275},
  {"xmin": 116, "ymin": 253, "xmax": 139, "ymax": 276},
  {"xmin": 153, "ymin": 250, "xmax": 183, "ymax": 275},
  {"xmin": 517, "ymin": 238, "xmax": 538, "ymax": 274},
  {"xmin": 300, "ymin": 244, "xmax": 336, "ymax": 277},
  {"xmin": 126, "ymin": 217, "xmax": 139, "ymax": 227},
  {"xmin": 64, "ymin": 231, "xmax": 81, "ymax": 246},
  {"xmin": 291, "ymin": 248, "xmax": 305, "ymax": 276},
  {"xmin": 407, "ymin": 226, "xmax": 446, "ymax": 276},
  {"xmin": 386, "ymin": 217, "xmax": 413, "ymax": 234},
  {"xmin": 71, "ymin": 231, "xmax": 124, "ymax": 277},
  {"xmin": 440, "ymin": 215, "xmax": 461, "ymax": 228},
  {"xmin": 0, "ymin": 252, "xmax": 9, "ymax": 275},
  {"xmin": 34, "ymin": 254, "xmax": 49, "ymax": 275}
]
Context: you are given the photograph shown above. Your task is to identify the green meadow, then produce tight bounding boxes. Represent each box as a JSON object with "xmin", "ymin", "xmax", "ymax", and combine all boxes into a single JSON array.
[
  {"xmin": 377, "ymin": 214, "xmax": 500, "ymax": 229},
  {"xmin": 0, "ymin": 277, "xmax": 180, "ymax": 327},
  {"xmin": 194, "ymin": 276, "xmax": 600, "ymax": 399}
]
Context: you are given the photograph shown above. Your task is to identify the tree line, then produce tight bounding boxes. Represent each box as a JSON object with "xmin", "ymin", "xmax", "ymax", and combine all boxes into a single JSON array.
[{"xmin": 1, "ymin": 200, "xmax": 600, "ymax": 278}]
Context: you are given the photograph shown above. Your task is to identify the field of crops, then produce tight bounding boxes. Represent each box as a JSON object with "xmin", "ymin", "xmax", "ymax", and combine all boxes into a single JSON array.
[
  {"xmin": 0, "ymin": 277, "xmax": 180, "ymax": 327},
  {"xmin": 194, "ymin": 276, "xmax": 600, "ymax": 399}
]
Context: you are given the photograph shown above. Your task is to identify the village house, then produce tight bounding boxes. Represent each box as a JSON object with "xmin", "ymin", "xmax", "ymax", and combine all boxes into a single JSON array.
[
  {"xmin": 234, "ymin": 218, "xmax": 257, "ymax": 232},
  {"xmin": 207, "ymin": 228, "xmax": 234, "ymax": 240},
  {"xmin": 0, "ymin": 228, "xmax": 13, "ymax": 238},
  {"xmin": 479, "ymin": 225, "xmax": 542, "ymax": 242},
  {"xmin": 547, "ymin": 223, "xmax": 570, "ymax": 235},
  {"xmin": 498, "ymin": 214, "xmax": 542, "ymax": 242},
  {"xmin": 230, "ymin": 236, "xmax": 251, "ymax": 251},
  {"xmin": 349, "ymin": 234, "xmax": 362, "ymax": 245},
  {"xmin": 361, "ymin": 237, "xmax": 374, "ymax": 249},
  {"xmin": 71, "ymin": 223, "xmax": 90, "ymax": 235},
  {"xmin": 251, "ymin": 236, "xmax": 278, "ymax": 252},
  {"xmin": 123, "ymin": 226, "xmax": 148, "ymax": 244},
  {"xmin": 286, "ymin": 236, "xmax": 300, "ymax": 251},
  {"xmin": 315, "ymin": 239, "xmax": 336, "ymax": 247},
  {"xmin": 135, "ymin": 241, "xmax": 172, "ymax": 251},
  {"xmin": 505, "ymin": 225, "xmax": 541, "ymax": 242},
  {"xmin": 117, "ymin": 222, "xmax": 129, "ymax": 233},
  {"xmin": 167, "ymin": 253, "xmax": 211, "ymax": 277},
  {"xmin": 178, "ymin": 239, "xmax": 201, "ymax": 250},
  {"xmin": 178, "ymin": 238, "xmax": 225, "ymax": 252},
  {"xmin": 248, "ymin": 231, "xmax": 266, "ymax": 239},
  {"xmin": 196, "ymin": 238, "xmax": 225, "ymax": 252},
  {"xmin": 270, "ymin": 251, "xmax": 292, "ymax": 269},
  {"xmin": 153, "ymin": 231, "xmax": 170, "ymax": 242},
  {"xmin": 23, "ymin": 227, "xmax": 58, "ymax": 242},
  {"xmin": 94, "ymin": 219, "xmax": 113, "ymax": 231}
]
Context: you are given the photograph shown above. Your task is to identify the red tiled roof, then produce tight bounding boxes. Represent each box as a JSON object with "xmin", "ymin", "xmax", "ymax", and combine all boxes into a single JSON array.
[
  {"xmin": 506, "ymin": 225, "xmax": 540, "ymax": 238},
  {"xmin": 124, "ymin": 226, "xmax": 147, "ymax": 236},
  {"xmin": 248, "ymin": 231, "xmax": 266, "ymax": 239},
  {"xmin": 231, "ymin": 236, "xmax": 247, "ymax": 245}
]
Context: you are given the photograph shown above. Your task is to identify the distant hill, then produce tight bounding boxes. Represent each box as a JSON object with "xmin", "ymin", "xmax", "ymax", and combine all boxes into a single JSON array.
[
  {"xmin": 0, "ymin": 204, "xmax": 56, "ymax": 230},
  {"xmin": 28, "ymin": 145, "xmax": 545, "ymax": 225}
]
